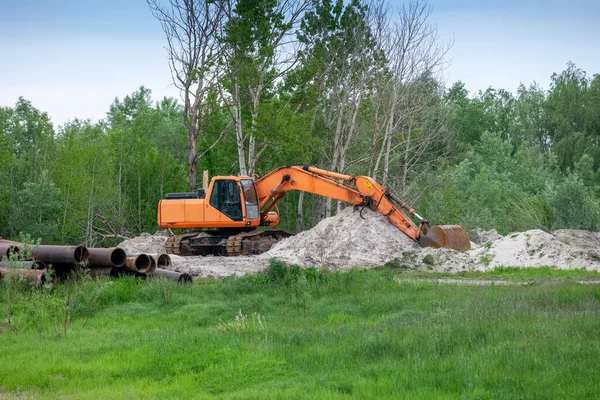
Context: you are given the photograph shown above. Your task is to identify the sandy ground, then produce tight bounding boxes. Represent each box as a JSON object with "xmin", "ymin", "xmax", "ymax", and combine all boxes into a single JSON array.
[{"xmin": 118, "ymin": 208, "xmax": 600, "ymax": 278}]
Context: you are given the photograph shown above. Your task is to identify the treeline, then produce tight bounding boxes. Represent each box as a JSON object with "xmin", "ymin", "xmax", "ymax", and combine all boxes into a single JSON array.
[{"xmin": 1, "ymin": 0, "xmax": 599, "ymax": 245}]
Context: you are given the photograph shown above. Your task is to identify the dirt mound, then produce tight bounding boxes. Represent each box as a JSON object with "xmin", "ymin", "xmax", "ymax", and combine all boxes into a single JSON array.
[
  {"xmin": 263, "ymin": 207, "xmax": 418, "ymax": 268},
  {"xmin": 472, "ymin": 229, "xmax": 600, "ymax": 270},
  {"xmin": 470, "ymin": 228, "xmax": 503, "ymax": 245},
  {"xmin": 117, "ymin": 215, "xmax": 600, "ymax": 278},
  {"xmin": 168, "ymin": 254, "xmax": 268, "ymax": 279},
  {"xmin": 117, "ymin": 232, "xmax": 168, "ymax": 255},
  {"xmin": 409, "ymin": 229, "xmax": 600, "ymax": 272},
  {"xmin": 553, "ymin": 229, "xmax": 600, "ymax": 250}
]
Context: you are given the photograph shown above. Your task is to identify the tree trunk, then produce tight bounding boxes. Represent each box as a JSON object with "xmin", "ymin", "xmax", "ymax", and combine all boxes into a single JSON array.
[
  {"xmin": 297, "ymin": 191, "xmax": 304, "ymax": 232},
  {"xmin": 234, "ymin": 81, "xmax": 247, "ymax": 175},
  {"xmin": 247, "ymin": 76, "xmax": 263, "ymax": 177},
  {"xmin": 374, "ymin": 89, "xmax": 396, "ymax": 181},
  {"xmin": 118, "ymin": 152, "xmax": 123, "ymax": 219},
  {"xmin": 137, "ymin": 172, "xmax": 142, "ymax": 234},
  {"xmin": 61, "ymin": 186, "xmax": 69, "ymax": 243},
  {"xmin": 247, "ymin": 133, "xmax": 256, "ymax": 176},
  {"xmin": 188, "ymin": 129, "xmax": 197, "ymax": 190},
  {"xmin": 327, "ymin": 104, "xmax": 346, "ymax": 218},
  {"xmin": 401, "ymin": 124, "xmax": 412, "ymax": 195},
  {"xmin": 86, "ymin": 171, "xmax": 95, "ymax": 248},
  {"xmin": 382, "ymin": 123, "xmax": 392, "ymax": 186}
]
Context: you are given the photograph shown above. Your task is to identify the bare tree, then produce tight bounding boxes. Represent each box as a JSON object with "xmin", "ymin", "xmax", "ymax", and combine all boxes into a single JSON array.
[
  {"xmin": 307, "ymin": 0, "xmax": 387, "ymax": 216},
  {"xmin": 148, "ymin": 0, "xmax": 226, "ymax": 190},
  {"xmin": 219, "ymin": 0, "xmax": 311, "ymax": 176},
  {"xmin": 370, "ymin": 0, "xmax": 452, "ymax": 193}
]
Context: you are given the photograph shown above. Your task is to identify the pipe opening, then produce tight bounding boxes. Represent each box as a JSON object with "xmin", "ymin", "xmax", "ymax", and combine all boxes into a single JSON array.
[
  {"xmin": 147, "ymin": 257, "xmax": 157, "ymax": 274},
  {"xmin": 74, "ymin": 246, "xmax": 90, "ymax": 263},
  {"xmin": 134, "ymin": 254, "xmax": 151, "ymax": 273},
  {"xmin": 0, "ymin": 244, "xmax": 20, "ymax": 258},
  {"xmin": 111, "ymin": 248, "xmax": 127, "ymax": 267},
  {"xmin": 157, "ymin": 254, "xmax": 171, "ymax": 268}
]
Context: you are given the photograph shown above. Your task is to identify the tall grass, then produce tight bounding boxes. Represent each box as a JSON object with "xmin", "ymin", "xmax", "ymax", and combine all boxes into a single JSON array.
[{"xmin": 1, "ymin": 262, "xmax": 600, "ymax": 399}]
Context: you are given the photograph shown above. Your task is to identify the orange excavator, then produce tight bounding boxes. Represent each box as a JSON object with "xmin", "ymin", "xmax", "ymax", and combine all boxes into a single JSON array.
[{"xmin": 157, "ymin": 165, "xmax": 470, "ymax": 256}]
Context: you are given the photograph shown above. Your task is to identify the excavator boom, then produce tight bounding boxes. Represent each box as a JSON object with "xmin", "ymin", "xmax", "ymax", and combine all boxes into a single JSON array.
[{"xmin": 254, "ymin": 165, "xmax": 470, "ymax": 251}]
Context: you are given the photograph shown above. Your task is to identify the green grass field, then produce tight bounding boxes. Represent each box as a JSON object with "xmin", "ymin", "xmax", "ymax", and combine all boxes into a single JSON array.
[{"xmin": 2, "ymin": 263, "xmax": 600, "ymax": 399}]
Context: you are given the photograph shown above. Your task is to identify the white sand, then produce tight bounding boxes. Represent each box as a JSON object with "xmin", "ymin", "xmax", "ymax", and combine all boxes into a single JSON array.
[{"xmin": 119, "ymin": 210, "xmax": 600, "ymax": 278}]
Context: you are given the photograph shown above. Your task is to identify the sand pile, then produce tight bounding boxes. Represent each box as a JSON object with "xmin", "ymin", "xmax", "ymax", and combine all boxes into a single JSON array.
[
  {"xmin": 116, "ymin": 208, "xmax": 419, "ymax": 277},
  {"xmin": 118, "ymin": 211, "xmax": 600, "ymax": 278},
  {"xmin": 469, "ymin": 230, "xmax": 600, "ymax": 271},
  {"xmin": 117, "ymin": 231, "xmax": 272, "ymax": 278},
  {"xmin": 392, "ymin": 229, "xmax": 600, "ymax": 273},
  {"xmin": 470, "ymin": 228, "xmax": 503, "ymax": 245},
  {"xmin": 117, "ymin": 231, "xmax": 168, "ymax": 254},
  {"xmin": 263, "ymin": 207, "xmax": 418, "ymax": 268}
]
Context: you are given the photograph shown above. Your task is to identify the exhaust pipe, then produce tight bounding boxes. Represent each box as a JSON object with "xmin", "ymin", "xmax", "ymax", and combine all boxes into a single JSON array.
[{"xmin": 88, "ymin": 248, "xmax": 127, "ymax": 268}]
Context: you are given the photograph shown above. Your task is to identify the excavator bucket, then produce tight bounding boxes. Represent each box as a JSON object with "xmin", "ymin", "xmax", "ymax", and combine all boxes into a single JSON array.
[{"xmin": 419, "ymin": 225, "xmax": 471, "ymax": 251}]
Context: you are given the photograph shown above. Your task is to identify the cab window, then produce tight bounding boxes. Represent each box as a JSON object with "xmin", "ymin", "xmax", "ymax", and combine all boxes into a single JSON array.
[
  {"xmin": 209, "ymin": 180, "xmax": 242, "ymax": 221},
  {"xmin": 241, "ymin": 179, "xmax": 259, "ymax": 219}
]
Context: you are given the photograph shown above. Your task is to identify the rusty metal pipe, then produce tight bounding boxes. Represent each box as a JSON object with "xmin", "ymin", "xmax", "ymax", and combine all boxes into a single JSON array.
[
  {"xmin": 0, "ymin": 244, "xmax": 20, "ymax": 259},
  {"xmin": 31, "ymin": 245, "xmax": 89, "ymax": 264},
  {"xmin": 149, "ymin": 254, "xmax": 171, "ymax": 269},
  {"xmin": 153, "ymin": 268, "xmax": 192, "ymax": 284},
  {"xmin": 50, "ymin": 263, "xmax": 80, "ymax": 281},
  {"xmin": 87, "ymin": 248, "xmax": 127, "ymax": 268},
  {"xmin": 0, "ymin": 260, "xmax": 46, "ymax": 270},
  {"xmin": 89, "ymin": 266, "xmax": 123, "ymax": 278},
  {"xmin": 147, "ymin": 256, "xmax": 157, "ymax": 275},
  {"xmin": 89, "ymin": 266, "xmax": 113, "ymax": 278},
  {"xmin": 1, "ymin": 241, "xmax": 89, "ymax": 264},
  {"xmin": 0, "ymin": 267, "xmax": 56, "ymax": 287},
  {"xmin": 157, "ymin": 254, "xmax": 171, "ymax": 267},
  {"xmin": 124, "ymin": 254, "xmax": 151, "ymax": 273}
]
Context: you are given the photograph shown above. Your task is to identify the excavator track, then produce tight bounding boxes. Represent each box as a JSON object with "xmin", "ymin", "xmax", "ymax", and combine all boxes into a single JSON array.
[
  {"xmin": 165, "ymin": 233, "xmax": 199, "ymax": 255},
  {"xmin": 165, "ymin": 230, "xmax": 292, "ymax": 256},
  {"xmin": 225, "ymin": 230, "xmax": 292, "ymax": 256}
]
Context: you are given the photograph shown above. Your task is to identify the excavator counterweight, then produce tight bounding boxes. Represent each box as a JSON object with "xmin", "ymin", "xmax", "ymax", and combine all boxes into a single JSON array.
[{"xmin": 157, "ymin": 166, "xmax": 470, "ymax": 256}]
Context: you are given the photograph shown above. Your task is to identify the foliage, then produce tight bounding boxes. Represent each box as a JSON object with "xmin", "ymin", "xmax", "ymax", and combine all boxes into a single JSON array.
[
  {"xmin": 3, "ymin": 268, "xmax": 600, "ymax": 398},
  {"xmin": 1, "ymin": 0, "xmax": 600, "ymax": 244}
]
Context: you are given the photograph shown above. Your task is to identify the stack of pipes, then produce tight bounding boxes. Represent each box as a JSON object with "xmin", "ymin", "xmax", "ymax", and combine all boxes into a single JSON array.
[{"xmin": 0, "ymin": 238, "xmax": 191, "ymax": 285}]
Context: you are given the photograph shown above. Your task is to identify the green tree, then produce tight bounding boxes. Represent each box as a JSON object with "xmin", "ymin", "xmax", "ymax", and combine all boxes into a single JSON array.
[
  {"xmin": 221, "ymin": 0, "xmax": 310, "ymax": 175},
  {"xmin": 9, "ymin": 170, "xmax": 61, "ymax": 243},
  {"xmin": 0, "ymin": 98, "xmax": 55, "ymax": 239}
]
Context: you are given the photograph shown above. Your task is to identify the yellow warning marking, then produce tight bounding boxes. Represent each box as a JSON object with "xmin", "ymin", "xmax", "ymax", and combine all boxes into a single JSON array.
[{"xmin": 365, "ymin": 180, "xmax": 373, "ymax": 189}]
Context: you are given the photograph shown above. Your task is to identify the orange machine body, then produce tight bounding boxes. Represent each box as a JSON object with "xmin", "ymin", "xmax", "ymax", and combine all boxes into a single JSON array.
[{"xmin": 158, "ymin": 176, "xmax": 265, "ymax": 229}]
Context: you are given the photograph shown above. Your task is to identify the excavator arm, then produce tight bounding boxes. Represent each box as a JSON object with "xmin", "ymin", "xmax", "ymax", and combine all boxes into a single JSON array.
[{"xmin": 255, "ymin": 165, "xmax": 470, "ymax": 251}]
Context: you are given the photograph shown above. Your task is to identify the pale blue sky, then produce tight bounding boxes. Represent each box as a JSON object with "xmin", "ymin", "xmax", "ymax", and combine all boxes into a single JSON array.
[{"xmin": 1, "ymin": 0, "xmax": 599, "ymax": 126}]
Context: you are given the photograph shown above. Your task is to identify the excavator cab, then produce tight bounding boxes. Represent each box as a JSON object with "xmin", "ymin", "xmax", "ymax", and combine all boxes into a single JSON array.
[
  {"xmin": 209, "ymin": 180, "xmax": 244, "ymax": 221},
  {"xmin": 158, "ymin": 176, "xmax": 287, "ymax": 256}
]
